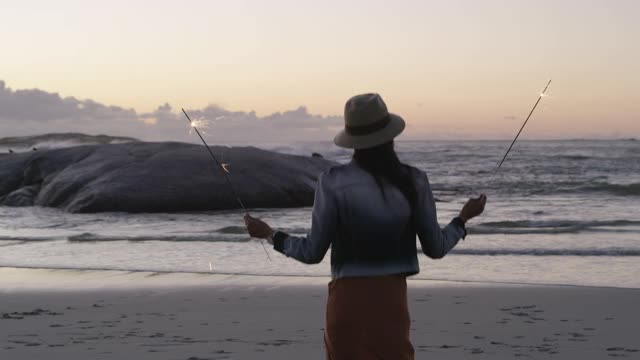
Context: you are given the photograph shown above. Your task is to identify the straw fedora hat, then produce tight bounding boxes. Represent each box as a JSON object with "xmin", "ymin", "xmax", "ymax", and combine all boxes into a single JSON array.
[{"xmin": 334, "ymin": 93, "xmax": 405, "ymax": 149}]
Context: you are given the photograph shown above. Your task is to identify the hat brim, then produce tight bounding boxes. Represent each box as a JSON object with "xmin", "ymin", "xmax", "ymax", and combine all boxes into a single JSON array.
[{"xmin": 333, "ymin": 113, "xmax": 405, "ymax": 149}]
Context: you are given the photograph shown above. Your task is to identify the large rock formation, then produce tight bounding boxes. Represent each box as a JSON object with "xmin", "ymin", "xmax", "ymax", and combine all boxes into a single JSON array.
[{"xmin": 0, "ymin": 142, "xmax": 336, "ymax": 213}]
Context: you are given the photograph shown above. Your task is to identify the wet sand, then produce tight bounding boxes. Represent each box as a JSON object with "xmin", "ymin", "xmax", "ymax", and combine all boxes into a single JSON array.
[{"xmin": 1, "ymin": 268, "xmax": 639, "ymax": 359}]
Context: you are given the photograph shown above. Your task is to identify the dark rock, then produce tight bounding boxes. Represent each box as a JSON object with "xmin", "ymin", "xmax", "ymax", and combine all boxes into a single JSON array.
[
  {"xmin": 3, "ymin": 185, "xmax": 40, "ymax": 206},
  {"xmin": 311, "ymin": 152, "xmax": 324, "ymax": 158},
  {"xmin": 0, "ymin": 142, "xmax": 336, "ymax": 213}
]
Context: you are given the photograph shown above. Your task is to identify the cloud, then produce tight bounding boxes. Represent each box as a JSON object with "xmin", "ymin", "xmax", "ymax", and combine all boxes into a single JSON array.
[
  {"xmin": 0, "ymin": 81, "xmax": 343, "ymax": 143},
  {"xmin": 178, "ymin": 105, "xmax": 343, "ymax": 142},
  {"xmin": 138, "ymin": 103, "xmax": 343, "ymax": 142},
  {"xmin": 0, "ymin": 80, "xmax": 138, "ymax": 126}
]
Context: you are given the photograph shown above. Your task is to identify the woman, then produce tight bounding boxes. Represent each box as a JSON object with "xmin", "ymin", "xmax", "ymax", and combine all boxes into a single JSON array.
[{"xmin": 245, "ymin": 93, "xmax": 487, "ymax": 359}]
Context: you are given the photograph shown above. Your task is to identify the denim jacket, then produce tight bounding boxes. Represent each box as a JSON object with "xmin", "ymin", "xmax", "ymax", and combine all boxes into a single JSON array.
[{"xmin": 273, "ymin": 161, "xmax": 466, "ymax": 279}]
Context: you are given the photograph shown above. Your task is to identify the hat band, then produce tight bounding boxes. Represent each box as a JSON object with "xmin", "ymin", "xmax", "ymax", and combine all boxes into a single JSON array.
[{"xmin": 345, "ymin": 114, "xmax": 391, "ymax": 136}]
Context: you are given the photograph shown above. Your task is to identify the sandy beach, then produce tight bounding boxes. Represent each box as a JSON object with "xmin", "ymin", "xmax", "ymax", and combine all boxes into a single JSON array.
[{"xmin": 0, "ymin": 268, "xmax": 638, "ymax": 359}]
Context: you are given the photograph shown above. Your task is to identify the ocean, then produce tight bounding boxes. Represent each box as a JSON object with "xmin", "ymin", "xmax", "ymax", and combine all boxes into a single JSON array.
[{"xmin": 1, "ymin": 139, "xmax": 639, "ymax": 288}]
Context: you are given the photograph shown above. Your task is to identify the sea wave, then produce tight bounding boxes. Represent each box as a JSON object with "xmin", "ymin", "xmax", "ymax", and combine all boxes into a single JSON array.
[
  {"xmin": 579, "ymin": 182, "xmax": 640, "ymax": 196},
  {"xmin": 0, "ymin": 236, "xmax": 61, "ymax": 242},
  {"xmin": 215, "ymin": 226, "xmax": 308, "ymax": 235},
  {"xmin": 471, "ymin": 219, "xmax": 640, "ymax": 234},
  {"xmin": 0, "ymin": 133, "xmax": 138, "ymax": 153},
  {"xmin": 450, "ymin": 247, "xmax": 640, "ymax": 256},
  {"xmin": 16, "ymin": 219, "xmax": 640, "ymax": 242},
  {"xmin": 432, "ymin": 181, "xmax": 640, "ymax": 198},
  {"xmin": 67, "ymin": 233, "xmax": 250, "ymax": 242},
  {"xmin": 66, "ymin": 226, "xmax": 310, "ymax": 242},
  {"xmin": 489, "ymin": 181, "xmax": 640, "ymax": 197}
]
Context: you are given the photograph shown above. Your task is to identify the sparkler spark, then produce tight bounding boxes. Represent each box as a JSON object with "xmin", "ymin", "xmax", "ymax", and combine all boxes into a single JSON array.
[{"xmin": 189, "ymin": 116, "xmax": 211, "ymax": 135}]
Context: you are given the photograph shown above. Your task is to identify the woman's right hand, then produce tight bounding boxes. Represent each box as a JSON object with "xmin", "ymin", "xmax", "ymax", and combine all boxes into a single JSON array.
[
  {"xmin": 459, "ymin": 194, "xmax": 487, "ymax": 223},
  {"xmin": 244, "ymin": 214, "xmax": 275, "ymax": 243}
]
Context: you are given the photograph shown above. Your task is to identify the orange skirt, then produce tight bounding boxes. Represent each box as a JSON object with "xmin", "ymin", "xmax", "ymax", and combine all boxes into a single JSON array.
[{"xmin": 324, "ymin": 275, "xmax": 414, "ymax": 360}]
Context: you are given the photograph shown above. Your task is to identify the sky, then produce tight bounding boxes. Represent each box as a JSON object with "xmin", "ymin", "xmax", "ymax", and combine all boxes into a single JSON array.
[{"xmin": 1, "ymin": 0, "xmax": 639, "ymax": 142}]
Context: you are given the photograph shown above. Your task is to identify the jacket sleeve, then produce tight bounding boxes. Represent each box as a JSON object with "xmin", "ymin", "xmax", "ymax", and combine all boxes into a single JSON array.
[
  {"xmin": 272, "ymin": 172, "xmax": 337, "ymax": 264},
  {"xmin": 414, "ymin": 170, "xmax": 466, "ymax": 259}
]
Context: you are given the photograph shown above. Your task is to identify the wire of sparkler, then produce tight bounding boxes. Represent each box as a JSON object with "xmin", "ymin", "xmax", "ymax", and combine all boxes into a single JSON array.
[
  {"xmin": 182, "ymin": 108, "xmax": 247, "ymax": 211},
  {"xmin": 181, "ymin": 108, "xmax": 272, "ymax": 261},
  {"xmin": 495, "ymin": 79, "xmax": 552, "ymax": 172}
]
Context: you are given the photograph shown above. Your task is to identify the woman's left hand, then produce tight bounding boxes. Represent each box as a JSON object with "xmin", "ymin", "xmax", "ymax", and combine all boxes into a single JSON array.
[{"xmin": 244, "ymin": 214, "xmax": 274, "ymax": 243}]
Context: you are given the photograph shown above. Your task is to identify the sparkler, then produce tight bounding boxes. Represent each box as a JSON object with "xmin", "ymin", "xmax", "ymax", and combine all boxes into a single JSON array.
[
  {"xmin": 181, "ymin": 108, "xmax": 271, "ymax": 261},
  {"xmin": 495, "ymin": 79, "xmax": 552, "ymax": 173}
]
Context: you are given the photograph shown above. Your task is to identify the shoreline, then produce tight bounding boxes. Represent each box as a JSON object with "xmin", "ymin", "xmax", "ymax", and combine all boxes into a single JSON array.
[
  {"xmin": 1, "ymin": 266, "xmax": 638, "ymax": 291},
  {"xmin": 1, "ymin": 267, "xmax": 639, "ymax": 359}
]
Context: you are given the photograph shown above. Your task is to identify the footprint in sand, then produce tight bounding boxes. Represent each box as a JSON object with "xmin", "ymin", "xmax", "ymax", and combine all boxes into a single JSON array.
[
  {"xmin": 567, "ymin": 332, "xmax": 588, "ymax": 342},
  {"xmin": 2, "ymin": 308, "xmax": 63, "ymax": 319},
  {"xmin": 256, "ymin": 339, "xmax": 295, "ymax": 347},
  {"xmin": 607, "ymin": 346, "xmax": 639, "ymax": 356}
]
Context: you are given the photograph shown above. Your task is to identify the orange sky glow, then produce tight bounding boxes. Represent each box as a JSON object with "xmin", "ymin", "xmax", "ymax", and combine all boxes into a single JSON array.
[{"xmin": 1, "ymin": 0, "xmax": 638, "ymax": 139}]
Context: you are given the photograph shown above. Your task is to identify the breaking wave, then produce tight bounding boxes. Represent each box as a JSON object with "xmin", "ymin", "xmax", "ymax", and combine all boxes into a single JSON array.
[
  {"xmin": 12, "ymin": 219, "xmax": 638, "ymax": 243},
  {"xmin": 0, "ymin": 133, "xmax": 138, "ymax": 153},
  {"xmin": 66, "ymin": 226, "xmax": 310, "ymax": 242},
  {"xmin": 215, "ymin": 226, "xmax": 308, "ymax": 235},
  {"xmin": 578, "ymin": 182, "xmax": 640, "ymax": 196},
  {"xmin": 471, "ymin": 220, "xmax": 640, "ymax": 235},
  {"xmin": 67, "ymin": 233, "xmax": 249, "ymax": 243},
  {"xmin": 450, "ymin": 247, "xmax": 640, "ymax": 256}
]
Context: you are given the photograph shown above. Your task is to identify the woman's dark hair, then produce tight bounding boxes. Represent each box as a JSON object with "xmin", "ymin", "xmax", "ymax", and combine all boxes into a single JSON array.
[{"xmin": 353, "ymin": 141, "xmax": 417, "ymax": 215}]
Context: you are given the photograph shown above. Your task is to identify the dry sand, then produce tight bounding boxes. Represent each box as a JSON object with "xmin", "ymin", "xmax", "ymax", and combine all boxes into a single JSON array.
[{"xmin": 0, "ymin": 268, "xmax": 639, "ymax": 359}]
